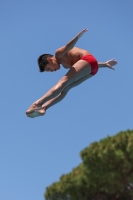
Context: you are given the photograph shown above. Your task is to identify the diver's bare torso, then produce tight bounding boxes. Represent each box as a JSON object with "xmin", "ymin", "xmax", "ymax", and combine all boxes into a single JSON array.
[{"xmin": 56, "ymin": 47, "xmax": 91, "ymax": 69}]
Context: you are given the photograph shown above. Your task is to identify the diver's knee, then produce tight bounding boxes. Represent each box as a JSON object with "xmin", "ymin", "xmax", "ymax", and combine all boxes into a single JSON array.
[{"xmin": 61, "ymin": 86, "xmax": 70, "ymax": 96}]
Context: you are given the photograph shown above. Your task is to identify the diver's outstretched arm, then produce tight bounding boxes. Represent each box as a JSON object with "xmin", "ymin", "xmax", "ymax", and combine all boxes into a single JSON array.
[
  {"xmin": 55, "ymin": 28, "xmax": 88, "ymax": 58},
  {"xmin": 98, "ymin": 58, "xmax": 117, "ymax": 70}
]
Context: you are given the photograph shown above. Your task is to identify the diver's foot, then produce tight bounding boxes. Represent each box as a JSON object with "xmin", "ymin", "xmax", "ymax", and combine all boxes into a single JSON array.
[
  {"xmin": 26, "ymin": 103, "xmax": 46, "ymax": 118},
  {"xmin": 26, "ymin": 108, "xmax": 45, "ymax": 118},
  {"xmin": 26, "ymin": 103, "xmax": 40, "ymax": 114}
]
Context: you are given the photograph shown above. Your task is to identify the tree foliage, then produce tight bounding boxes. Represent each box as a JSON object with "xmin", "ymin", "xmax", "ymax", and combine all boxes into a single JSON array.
[{"xmin": 45, "ymin": 130, "xmax": 133, "ymax": 200}]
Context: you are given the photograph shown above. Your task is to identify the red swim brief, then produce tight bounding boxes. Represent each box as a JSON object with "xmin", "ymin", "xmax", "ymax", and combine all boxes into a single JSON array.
[{"xmin": 80, "ymin": 54, "xmax": 98, "ymax": 75}]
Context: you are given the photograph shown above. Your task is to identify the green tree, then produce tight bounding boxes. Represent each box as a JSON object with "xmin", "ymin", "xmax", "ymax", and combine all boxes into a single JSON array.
[{"xmin": 45, "ymin": 130, "xmax": 133, "ymax": 200}]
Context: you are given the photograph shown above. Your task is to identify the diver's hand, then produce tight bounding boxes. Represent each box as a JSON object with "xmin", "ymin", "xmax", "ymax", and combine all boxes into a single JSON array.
[
  {"xmin": 105, "ymin": 58, "xmax": 118, "ymax": 70},
  {"xmin": 77, "ymin": 28, "xmax": 88, "ymax": 38}
]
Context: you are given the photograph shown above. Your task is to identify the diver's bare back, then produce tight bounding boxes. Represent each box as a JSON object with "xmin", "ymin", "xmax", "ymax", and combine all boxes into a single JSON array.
[{"xmin": 56, "ymin": 47, "xmax": 91, "ymax": 69}]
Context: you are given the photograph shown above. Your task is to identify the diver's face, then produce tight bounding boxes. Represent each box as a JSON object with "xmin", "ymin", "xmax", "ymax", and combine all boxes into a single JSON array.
[{"xmin": 45, "ymin": 58, "xmax": 60, "ymax": 72}]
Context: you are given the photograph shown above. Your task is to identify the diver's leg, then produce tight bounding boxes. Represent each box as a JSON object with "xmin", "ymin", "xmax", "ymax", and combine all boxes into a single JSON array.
[
  {"xmin": 43, "ymin": 73, "xmax": 92, "ymax": 111},
  {"xmin": 26, "ymin": 60, "xmax": 91, "ymax": 116},
  {"xmin": 27, "ymin": 74, "xmax": 92, "ymax": 118}
]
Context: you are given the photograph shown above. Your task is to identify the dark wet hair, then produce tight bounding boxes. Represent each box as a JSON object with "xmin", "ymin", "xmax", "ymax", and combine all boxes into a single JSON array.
[{"xmin": 37, "ymin": 54, "xmax": 53, "ymax": 72}]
